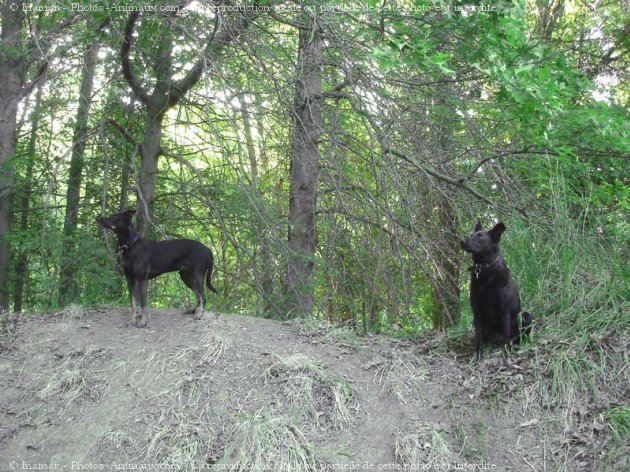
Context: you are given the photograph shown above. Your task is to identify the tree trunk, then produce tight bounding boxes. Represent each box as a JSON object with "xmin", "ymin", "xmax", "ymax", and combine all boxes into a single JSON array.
[
  {"xmin": 135, "ymin": 112, "xmax": 164, "ymax": 236},
  {"xmin": 59, "ymin": 40, "xmax": 100, "ymax": 304},
  {"xmin": 0, "ymin": 100, "xmax": 18, "ymax": 309},
  {"xmin": 0, "ymin": 3, "xmax": 27, "ymax": 309},
  {"xmin": 285, "ymin": 15, "xmax": 323, "ymax": 316},
  {"xmin": 119, "ymin": 99, "xmax": 136, "ymax": 211},
  {"xmin": 13, "ymin": 83, "xmax": 43, "ymax": 312}
]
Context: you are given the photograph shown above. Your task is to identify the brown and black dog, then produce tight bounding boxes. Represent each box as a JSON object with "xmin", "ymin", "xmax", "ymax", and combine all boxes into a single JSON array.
[
  {"xmin": 461, "ymin": 221, "xmax": 532, "ymax": 361},
  {"xmin": 96, "ymin": 210, "xmax": 217, "ymax": 327}
]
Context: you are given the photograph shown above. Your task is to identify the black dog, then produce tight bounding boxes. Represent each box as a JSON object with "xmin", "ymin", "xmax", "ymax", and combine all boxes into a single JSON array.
[
  {"xmin": 96, "ymin": 210, "xmax": 217, "ymax": 327},
  {"xmin": 460, "ymin": 221, "xmax": 532, "ymax": 361}
]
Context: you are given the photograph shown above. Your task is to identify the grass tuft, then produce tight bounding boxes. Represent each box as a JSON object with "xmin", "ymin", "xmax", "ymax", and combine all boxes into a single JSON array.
[
  {"xmin": 37, "ymin": 347, "xmax": 112, "ymax": 416},
  {"xmin": 289, "ymin": 317, "xmax": 364, "ymax": 347},
  {"xmin": 262, "ymin": 353, "xmax": 357, "ymax": 430},
  {"xmin": 218, "ymin": 412, "xmax": 320, "ymax": 471},
  {"xmin": 131, "ymin": 335, "xmax": 230, "ymax": 389},
  {"xmin": 60, "ymin": 304, "xmax": 89, "ymax": 321},
  {"xmin": 368, "ymin": 350, "xmax": 427, "ymax": 403}
]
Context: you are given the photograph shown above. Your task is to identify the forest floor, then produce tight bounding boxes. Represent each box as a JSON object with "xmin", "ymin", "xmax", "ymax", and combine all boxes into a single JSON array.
[{"xmin": 0, "ymin": 308, "xmax": 624, "ymax": 471}]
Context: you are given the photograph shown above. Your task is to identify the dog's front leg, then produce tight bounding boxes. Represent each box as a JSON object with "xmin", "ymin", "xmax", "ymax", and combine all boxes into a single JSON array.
[
  {"xmin": 473, "ymin": 315, "xmax": 484, "ymax": 362},
  {"xmin": 126, "ymin": 276, "xmax": 139, "ymax": 320},
  {"xmin": 501, "ymin": 313, "xmax": 513, "ymax": 360},
  {"xmin": 136, "ymin": 279, "xmax": 149, "ymax": 328}
]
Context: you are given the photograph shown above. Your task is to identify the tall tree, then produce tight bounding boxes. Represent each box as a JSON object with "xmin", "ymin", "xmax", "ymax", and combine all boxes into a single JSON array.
[
  {"xmin": 120, "ymin": 9, "xmax": 255, "ymax": 236},
  {"xmin": 13, "ymin": 82, "xmax": 44, "ymax": 312},
  {"xmin": 59, "ymin": 38, "xmax": 101, "ymax": 303},
  {"xmin": 285, "ymin": 11, "xmax": 323, "ymax": 316},
  {"xmin": 0, "ymin": 3, "xmax": 27, "ymax": 308}
]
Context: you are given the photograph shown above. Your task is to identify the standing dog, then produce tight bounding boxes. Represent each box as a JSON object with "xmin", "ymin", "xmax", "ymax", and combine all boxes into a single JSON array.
[
  {"xmin": 96, "ymin": 210, "xmax": 217, "ymax": 327},
  {"xmin": 460, "ymin": 221, "xmax": 532, "ymax": 361}
]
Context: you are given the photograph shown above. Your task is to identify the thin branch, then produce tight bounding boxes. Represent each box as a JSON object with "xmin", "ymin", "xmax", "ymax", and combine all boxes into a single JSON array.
[
  {"xmin": 328, "ymin": 91, "xmax": 493, "ymax": 204},
  {"xmin": 105, "ymin": 119, "xmax": 140, "ymax": 151},
  {"xmin": 468, "ymin": 146, "xmax": 630, "ymax": 178},
  {"xmin": 267, "ymin": 9, "xmax": 308, "ymax": 30}
]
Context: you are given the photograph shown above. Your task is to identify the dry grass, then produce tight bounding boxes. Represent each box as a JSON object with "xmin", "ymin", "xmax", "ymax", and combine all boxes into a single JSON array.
[
  {"xmin": 368, "ymin": 349, "xmax": 427, "ymax": 404},
  {"xmin": 37, "ymin": 347, "xmax": 112, "ymax": 415},
  {"xmin": 60, "ymin": 304, "xmax": 90, "ymax": 321},
  {"xmin": 394, "ymin": 423, "xmax": 458, "ymax": 468},
  {"xmin": 94, "ymin": 334, "xmax": 230, "ymax": 466},
  {"xmin": 262, "ymin": 353, "xmax": 357, "ymax": 430},
  {"xmin": 218, "ymin": 411, "xmax": 320, "ymax": 471},
  {"xmin": 131, "ymin": 334, "xmax": 230, "ymax": 389},
  {"xmin": 289, "ymin": 317, "xmax": 363, "ymax": 347}
]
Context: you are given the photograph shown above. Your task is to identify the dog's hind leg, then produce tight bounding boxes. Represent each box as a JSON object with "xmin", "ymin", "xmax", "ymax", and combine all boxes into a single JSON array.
[
  {"xmin": 180, "ymin": 270, "xmax": 199, "ymax": 314},
  {"xmin": 501, "ymin": 312, "xmax": 516, "ymax": 363},
  {"xmin": 191, "ymin": 272, "xmax": 206, "ymax": 319},
  {"xmin": 521, "ymin": 311, "xmax": 533, "ymax": 337},
  {"xmin": 180, "ymin": 270, "xmax": 205, "ymax": 316}
]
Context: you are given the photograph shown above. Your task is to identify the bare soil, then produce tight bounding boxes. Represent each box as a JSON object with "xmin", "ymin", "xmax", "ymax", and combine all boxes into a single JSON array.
[{"xmin": 0, "ymin": 308, "xmax": 599, "ymax": 471}]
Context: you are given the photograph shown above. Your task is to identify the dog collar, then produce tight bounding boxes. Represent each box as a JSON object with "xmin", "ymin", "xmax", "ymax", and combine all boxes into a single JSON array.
[
  {"xmin": 120, "ymin": 236, "xmax": 139, "ymax": 252},
  {"xmin": 471, "ymin": 256, "xmax": 501, "ymax": 278}
]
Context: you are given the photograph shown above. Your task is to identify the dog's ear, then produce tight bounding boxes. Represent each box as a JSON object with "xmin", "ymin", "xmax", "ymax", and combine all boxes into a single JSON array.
[
  {"xmin": 124, "ymin": 209, "xmax": 136, "ymax": 220},
  {"xmin": 474, "ymin": 221, "xmax": 483, "ymax": 232},
  {"xmin": 489, "ymin": 222, "xmax": 506, "ymax": 241}
]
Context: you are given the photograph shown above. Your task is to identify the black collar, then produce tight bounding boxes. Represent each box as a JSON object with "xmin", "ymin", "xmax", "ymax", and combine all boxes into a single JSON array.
[
  {"xmin": 119, "ymin": 236, "xmax": 139, "ymax": 253},
  {"xmin": 471, "ymin": 255, "xmax": 501, "ymax": 279}
]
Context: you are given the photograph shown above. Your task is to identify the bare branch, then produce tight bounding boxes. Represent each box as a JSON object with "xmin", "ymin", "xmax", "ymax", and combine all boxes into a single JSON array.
[
  {"xmin": 121, "ymin": 11, "xmax": 151, "ymax": 107},
  {"xmin": 267, "ymin": 9, "xmax": 307, "ymax": 30},
  {"xmin": 105, "ymin": 119, "xmax": 140, "ymax": 151}
]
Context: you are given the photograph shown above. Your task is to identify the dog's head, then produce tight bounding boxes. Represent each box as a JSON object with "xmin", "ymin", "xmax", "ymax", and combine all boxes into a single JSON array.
[
  {"xmin": 460, "ymin": 221, "xmax": 506, "ymax": 257},
  {"xmin": 96, "ymin": 209, "xmax": 136, "ymax": 234}
]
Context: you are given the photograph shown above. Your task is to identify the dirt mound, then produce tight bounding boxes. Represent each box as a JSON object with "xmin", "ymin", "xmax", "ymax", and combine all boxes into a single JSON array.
[{"xmin": 0, "ymin": 309, "xmax": 591, "ymax": 470}]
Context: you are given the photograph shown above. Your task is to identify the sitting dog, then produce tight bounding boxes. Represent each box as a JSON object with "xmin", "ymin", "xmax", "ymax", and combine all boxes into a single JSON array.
[
  {"xmin": 96, "ymin": 210, "xmax": 217, "ymax": 327},
  {"xmin": 460, "ymin": 221, "xmax": 532, "ymax": 361}
]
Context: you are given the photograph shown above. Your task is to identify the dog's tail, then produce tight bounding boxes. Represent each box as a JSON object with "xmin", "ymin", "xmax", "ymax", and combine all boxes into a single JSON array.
[{"xmin": 206, "ymin": 259, "xmax": 218, "ymax": 294}]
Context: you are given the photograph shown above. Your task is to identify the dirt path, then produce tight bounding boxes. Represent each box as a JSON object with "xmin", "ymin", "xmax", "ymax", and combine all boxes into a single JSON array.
[{"xmin": 0, "ymin": 309, "xmax": 544, "ymax": 471}]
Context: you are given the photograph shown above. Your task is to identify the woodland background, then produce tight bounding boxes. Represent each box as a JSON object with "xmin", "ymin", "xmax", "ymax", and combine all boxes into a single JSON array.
[{"xmin": 0, "ymin": 0, "xmax": 627, "ymax": 334}]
